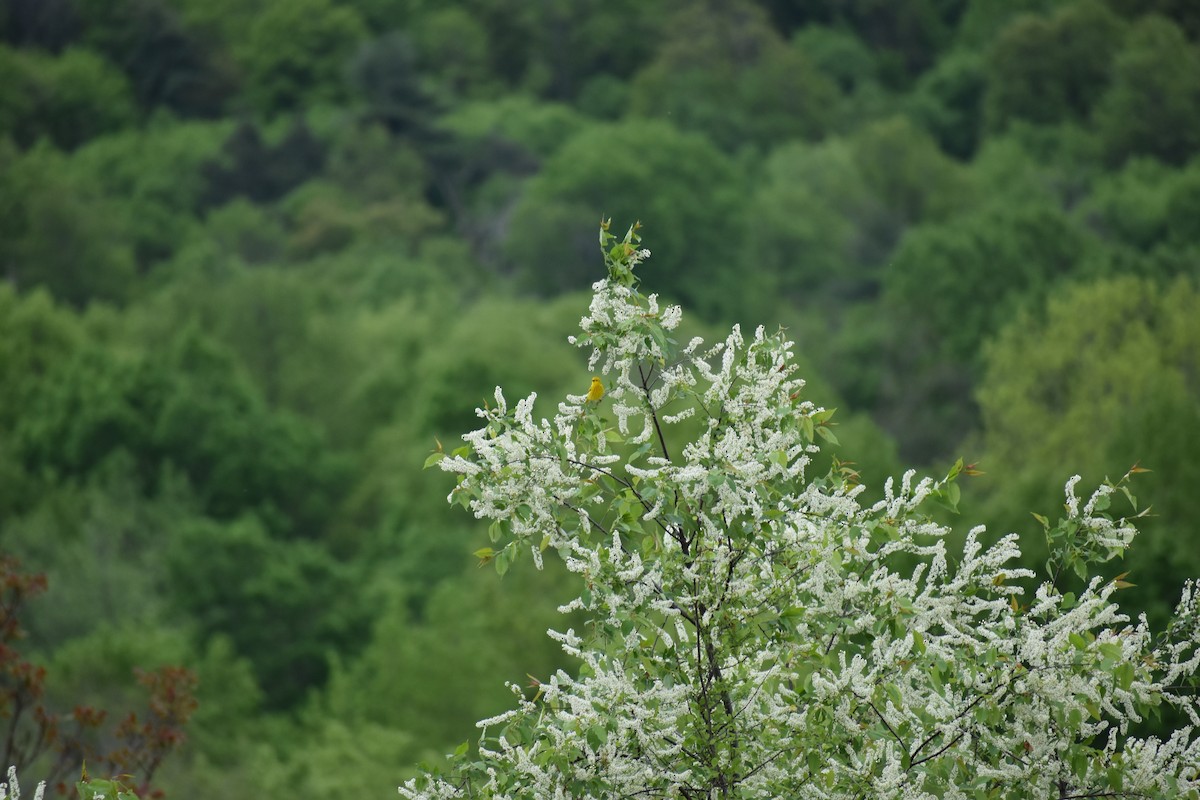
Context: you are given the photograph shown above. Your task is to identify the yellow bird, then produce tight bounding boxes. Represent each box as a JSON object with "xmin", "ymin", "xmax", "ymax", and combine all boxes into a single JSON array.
[{"xmin": 586, "ymin": 376, "xmax": 605, "ymax": 403}]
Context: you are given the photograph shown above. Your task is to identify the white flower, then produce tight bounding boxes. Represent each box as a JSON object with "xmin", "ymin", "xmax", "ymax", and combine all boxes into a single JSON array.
[
  {"xmin": 0, "ymin": 768, "xmax": 46, "ymax": 800},
  {"xmin": 409, "ymin": 239, "xmax": 1200, "ymax": 799}
]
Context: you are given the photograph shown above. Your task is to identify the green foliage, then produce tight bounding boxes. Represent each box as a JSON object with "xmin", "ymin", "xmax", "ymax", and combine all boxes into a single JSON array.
[
  {"xmin": 70, "ymin": 119, "xmax": 231, "ymax": 266},
  {"xmin": 765, "ymin": 0, "xmax": 955, "ymax": 78},
  {"xmin": 984, "ymin": 1, "xmax": 1125, "ymax": 130},
  {"xmin": 506, "ymin": 120, "xmax": 749, "ymax": 316},
  {"xmin": 201, "ymin": 120, "xmax": 328, "ymax": 207},
  {"xmin": 1078, "ymin": 157, "xmax": 1179, "ymax": 251},
  {"xmin": 239, "ymin": 0, "xmax": 367, "ymax": 115},
  {"xmin": 886, "ymin": 201, "xmax": 1089, "ymax": 363},
  {"xmin": 976, "ymin": 275, "xmax": 1200, "ymax": 626},
  {"xmin": 178, "ymin": 636, "xmax": 264, "ymax": 766},
  {"xmin": 1165, "ymin": 164, "xmax": 1200, "ymax": 248},
  {"xmin": 908, "ymin": 48, "xmax": 986, "ymax": 158},
  {"xmin": 440, "ymin": 97, "xmax": 589, "ymax": 161},
  {"xmin": 14, "ymin": 328, "xmax": 345, "ymax": 536},
  {"xmin": 0, "ymin": 0, "xmax": 79, "ymax": 50},
  {"xmin": 0, "ymin": 286, "xmax": 81, "ymax": 432},
  {"xmin": 979, "ymin": 276, "xmax": 1200, "ymax": 470},
  {"xmin": 868, "ymin": 197, "xmax": 1098, "ymax": 460},
  {"xmin": 405, "ymin": 8, "xmax": 494, "ymax": 101},
  {"xmin": 836, "ymin": 0, "xmax": 955, "ymax": 77},
  {"xmin": 166, "ymin": 0, "xmax": 268, "ymax": 45},
  {"xmin": 411, "ymin": 296, "xmax": 583, "ymax": 435},
  {"xmin": 1105, "ymin": 0, "xmax": 1200, "ymax": 37},
  {"xmin": 628, "ymin": 0, "xmax": 837, "ymax": 151},
  {"xmin": 74, "ymin": 0, "xmax": 234, "ymax": 114},
  {"xmin": 275, "ymin": 124, "xmax": 444, "ymax": 257},
  {"xmin": 967, "ymin": 125, "xmax": 1101, "ymax": 214},
  {"xmin": 745, "ymin": 139, "xmax": 878, "ymax": 302},
  {"xmin": 6, "ymin": 2, "xmax": 1200, "ymax": 795},
  {"xmin": 165, "ymin": 515, "xmax": 368, "ymax": 710},
  {"xmin": 77, "ymin": 776, "xmax": 140, "ymax": 800},
  {"xmin": 2, "ymin": 454, "xmax": 182, "ymax": 644},
  {"xmin": 347, "ymin": 31, "xmax": 439, "ymax": 137},
  {"xmin": 791, "ymin": 25, "xmax": 880, "ymax": 97},
  {"xmin": 748, "ymin": 116, "xmax": 972, "ymax": 311},
  {"xmin": 850, "ymin": 115, "xmax": 974, "ymax": 231},
  {"xmin": 0, "ymin": 143, "xmax": 136, "ymax": 307},
  {"xmin": 1094, "ymin": 14, "xmax": 1200, "ymax": 166},
  {"xmin": 744, "ymin": 116, "xmax": 979, "ymax": 443},
  {"xmin": 955, "ymin": 0, "xmax": 1077, "ymax": 47},
  {"xmin": 199, "ymin": 198, "xmax": 287, "ymax": 264},
  {"xmin": 251, "ymin": 718, "xmax": 417, "ymax": 800},
  {"xmin": 413, "ymin": 0, "xmax": 663, "ymax": 100},
  {"xmin": 325, "ymin": 559, "xmax": 580, "ymax": 747},
  {"xmin": 0, "ymin": 45, "xmax": 136, "ymax": 150},
  {"xmin": 46, "ymin": 624, "xmax": 197, "ymax": 716}
]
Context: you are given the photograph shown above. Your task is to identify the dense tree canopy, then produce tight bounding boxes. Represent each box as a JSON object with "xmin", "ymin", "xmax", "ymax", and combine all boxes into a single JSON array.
[
  {"xmin": 974, "ymin": 276, "xmax": 1200, "ymax": 629},
  {"xmin": 1, "ymin": 0, "xmax": 1198, "ymax": 796}
]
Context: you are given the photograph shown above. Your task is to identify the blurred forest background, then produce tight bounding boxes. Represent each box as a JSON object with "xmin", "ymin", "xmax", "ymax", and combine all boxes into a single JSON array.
[{"xmin": 2, "ymin": 0, "xmax": 1200, "ymax": 795}]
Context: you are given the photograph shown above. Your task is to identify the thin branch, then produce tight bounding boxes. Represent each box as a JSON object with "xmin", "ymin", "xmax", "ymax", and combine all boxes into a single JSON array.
[
  {"xmin": 638, "ymin": 363, "xmax": 671, "ymax": 462},
  {"xmin": 864, "ymin": 699, "xmax": 907, "ymax": 752}
]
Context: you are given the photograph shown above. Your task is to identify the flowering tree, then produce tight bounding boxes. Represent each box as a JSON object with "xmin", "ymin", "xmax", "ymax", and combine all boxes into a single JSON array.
[{"xmin": 410, "ymin": 223, "xmax": 1200, "ymax": 798}]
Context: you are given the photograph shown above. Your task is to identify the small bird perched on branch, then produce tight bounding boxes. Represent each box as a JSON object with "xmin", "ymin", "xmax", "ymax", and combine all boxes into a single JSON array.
[{"xmin": 586, "ymin": 376, "xmax": 605, "ymax": 403}]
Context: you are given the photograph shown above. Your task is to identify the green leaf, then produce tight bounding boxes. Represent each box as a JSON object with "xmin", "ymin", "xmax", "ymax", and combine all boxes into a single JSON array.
[
  {"xmin": 811, "ymin": 408, "xmax": 837, "ymax": 424},
  {"xmin": 815, "ymin": 425, "xmax": 839, "ymax": 446},
  {"xmin": 1071, "ymin": 558, "xmax": 1088, "ymax": 581},
  {"xmin": 1067, "ymin": 707, "xmax": 1083, "ymax": 729},
  {"xmin": 1114, "ymin": 662, "xmax": 1134, "ymax": 691},
  {"xmin": 586, "ymin": 724, "xmax": 608, "ymax": 748},
  {"xmin": 495, "ymin": 544, "xmax": 515, "ymax": 577},
  {"xmin": 1070, "ymin": 749, "xmax": 1088, "ymax": 780},
  {"xmin": 943, "ymin": 481, "xmax": 961, "ymax": 512},
  {"xmin": 1119, "ymin": 485, "xmax": 1138, "ymax": 510},
  {"xmin": 424, "ymin": 451, "xmax": 446, "ymax": 469},
  {"xmin": 947, "ymin": 458, "xmax": 964, "ymax": 481}
]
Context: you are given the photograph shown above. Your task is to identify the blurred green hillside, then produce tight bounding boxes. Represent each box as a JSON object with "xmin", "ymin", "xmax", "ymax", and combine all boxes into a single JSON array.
[{"xmin": 1, "ymin": 0, "xmax": 1198, "ymax": 796}]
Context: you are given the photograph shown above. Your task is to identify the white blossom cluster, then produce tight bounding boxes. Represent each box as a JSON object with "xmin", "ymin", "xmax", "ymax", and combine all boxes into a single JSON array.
[
  {"xmin": 406, "ymin": 264, "xmax": 1200, "ymax": 799},
  {"xmin": 0, "ymin": 768, "xmax": 45, "ymax": 800}
]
